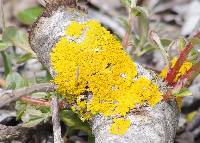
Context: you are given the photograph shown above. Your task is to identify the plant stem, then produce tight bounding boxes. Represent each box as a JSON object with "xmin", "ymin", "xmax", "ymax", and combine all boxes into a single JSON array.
[
  {"xmin": 122, "ymin": 9, "xmax": 133, "ymax": 48},
  {"xmin": 20, "ymin": 96, "xmax": 51, "ymax": 107},
  {"xmin": 0, "ymin": 0, "xmax": 12, "ymax": 76},
  {"xmin": 20, "ymin": 96, "xmax": 66, "ymax": 109},
  {"xmin": 165, "ymin": 42, "xmax": 193, "ymax": 85},
  {"xmin": 0, "ymin": 0, "xmax": 5, "ymax": 33}
]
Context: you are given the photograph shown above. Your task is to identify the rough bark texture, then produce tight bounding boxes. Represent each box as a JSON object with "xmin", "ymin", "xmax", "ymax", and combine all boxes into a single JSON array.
[
  {"xmin": 91, "ymin": 65, "xmax": 179, "ymax": 143},
  {"xmin": 92, "ymin": 102, "xmax": 178, "ymax": 143},
  {"xmin": 29, "ymin": 6, "xmax": 88, "ymax": 77},
  {"xmin": 29, "ymin": 2, "xmax": 179, "ymax": 142}
]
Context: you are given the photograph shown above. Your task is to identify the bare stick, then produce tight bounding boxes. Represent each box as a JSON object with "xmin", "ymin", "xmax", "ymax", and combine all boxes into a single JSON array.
[
  {"xmin": 0, "ymin": 83, "xmax": 56, "ymax": 108},
  {"xmin": 51, "ymin": 96, "xmax": 64, "ymax": 143}
]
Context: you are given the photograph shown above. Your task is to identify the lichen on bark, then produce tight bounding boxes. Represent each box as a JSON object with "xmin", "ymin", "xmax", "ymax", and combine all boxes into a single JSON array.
[{"xmin": 29, "ymin": 0, "xmax": 179, "ymax": 142}]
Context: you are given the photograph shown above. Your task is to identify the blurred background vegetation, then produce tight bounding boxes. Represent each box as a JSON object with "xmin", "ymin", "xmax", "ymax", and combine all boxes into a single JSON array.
[{"xmin": 0, "ymin": 0, "xmax": 200, "ymax": 143}]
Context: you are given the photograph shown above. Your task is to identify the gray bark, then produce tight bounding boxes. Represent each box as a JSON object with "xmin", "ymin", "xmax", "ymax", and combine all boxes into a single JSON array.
[
  {"xmin": 29, "ymin": 3, "xmax": 179, "ymax": 143},
  {"xmin": 92, "ymin": 101, "xmax": 178, "ymax": 143}
]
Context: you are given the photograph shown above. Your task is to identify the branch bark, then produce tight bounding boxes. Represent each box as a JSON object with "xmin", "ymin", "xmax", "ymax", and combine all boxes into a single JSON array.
[{"xmin": 0, "ymin": 83, "xmax": 56, "ymax": 108}]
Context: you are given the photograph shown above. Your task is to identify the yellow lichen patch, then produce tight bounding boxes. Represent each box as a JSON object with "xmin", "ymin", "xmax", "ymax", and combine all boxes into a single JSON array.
[
  {"xmin": 51, "ymin": 20, "xmax": 162, "ymax": 135},
  {"xmin": 110, "ymin": 118, "xmax": 131, "ymax": 135},
  {"xmin": 160, "ymin": 57, "xmax": 192, "ymax": 82},
  {"xmin": 65, "ymin": 21, "xmax": 85, "ymax": 38}
]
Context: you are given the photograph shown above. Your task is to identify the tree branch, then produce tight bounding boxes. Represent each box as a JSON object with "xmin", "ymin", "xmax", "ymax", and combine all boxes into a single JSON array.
[
  {"xmin": 29, "ymin": 2, "xmax": 179, "ymax": 142},
  {"xmin": 0, "ymin": 83, "xmax": 56, "ymax": 108}
]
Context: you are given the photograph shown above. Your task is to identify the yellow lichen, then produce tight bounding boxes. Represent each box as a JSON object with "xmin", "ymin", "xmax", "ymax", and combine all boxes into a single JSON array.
[
  {"xmin": 65, "ymin": 21, "xmax": 85, "ymax": 38},
  {"xmin": 110, "ymin": 118, "xmax": 131, "ymax": 135},
  {"xmin": 51, "ymin": 20, "xmax": 162, "ymax": 135},
  {"xmin": 160, "ymin": 57, "xmax": 192, "ymax": 82}
]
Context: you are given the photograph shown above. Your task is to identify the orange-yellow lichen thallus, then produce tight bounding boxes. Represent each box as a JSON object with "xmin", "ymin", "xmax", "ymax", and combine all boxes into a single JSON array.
[{"xmin": 51, "ymin": 20, "xmax": 162, "ymax": 135}]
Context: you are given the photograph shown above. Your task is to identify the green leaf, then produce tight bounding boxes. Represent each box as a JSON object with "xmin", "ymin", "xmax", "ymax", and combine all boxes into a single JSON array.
[
  {"xmin": 23, "ymin": 116, "xmax": 47, "ymax": 127},
  {"xmin": 0, "ymin": 41, "xmax": 9, "ymax": 51},
  {"xmin": 119, "ymin": 17, "xmax": 129, "ymax": 31},
  {"xmin": 15, "ymin": 101, "xmax": 27, "ymax": 120},
  {"xmin": 186, "ymin": 111, "xmax": 197, "ymax": 122},
  {"xmin": 3, "ymin": 26, "xmax": 34, "ymax": 54},
  {"xmin": 16, "ymin": 6, "xmax": 43, "ymax": 25},
  {"xmin": 31, "ymin": 92, "xmax": 48, "ymax": 99},
  {"xmin": 190, "ymin": 48, "xmax": 199, "ymax": 60},
  {"xmin": 6, "ymin": 72, "xmax": 28, "ymax": 89},
  {"xmin": 88, "ymin": 134, "xmax": 95, "ymax": 142},
  {"xmin": 178, "ymin": 37, "xmax": 186, "ymax": 50},
  {"xmin": 1, "ymin": 51, "xmax": 12, "ymax": 76},
  {"xmin": 39, "ymin": 107, "xmax": 51, "ymax": 113},
  {"xmin": 174, "ymin": 89, "xmax": 192, "ymax": 97},
  {"xmin": 132, "ymin": 6, "xmax": 149, "ymax": 47},
  {"xmin": 149, "ymin": 31, "xmax": 169, "ymax": 66},
  {"xmin": 121, "ymin": 0, "xmax": 137, "ymax": 8},
  {"xmin": 121, "ymin": 0, "xmax": 132, "ymax": 7},
  {"xmin": 12, "ymin": 30, "xmax": 34, "ymax": 54},
  {"xmin": 2, "ymin": 26, "xmax": 18, "ymax": 42},
  {"xmin": 160, "ymin": 39, "xmax": 172, "ymax": 47},
  {"xmin": 139, "ymin": 43, "xmax": 154, "ymax": 56},
  {"xmin": 190, "ymin": 37, "xmax": 200, "ymax": 45},
  {"xmin": 17, "ymin": 53, "xmax": 33, "ymax": 64},
  {"xmin": 60, "ymin": 110, "xmax": 91, "ymax": 133},
  {"xmin": 60, "ymin": 110, "xmax": 82, "ymax": 127},
  {"xmin": 21, "ymin": 105, "xmax": 51, "ymax": 127}
]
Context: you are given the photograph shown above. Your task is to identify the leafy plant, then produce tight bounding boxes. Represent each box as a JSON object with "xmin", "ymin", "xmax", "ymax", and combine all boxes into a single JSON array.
[{"xmin": 16, "ymin": 6, "xmax": 43, "ymax": 25}]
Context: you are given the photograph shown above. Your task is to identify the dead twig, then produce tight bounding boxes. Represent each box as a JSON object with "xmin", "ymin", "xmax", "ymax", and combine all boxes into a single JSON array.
[
  {"xmin": 0, "ymin": 83, "xmax": 56, "ymax": 108},
  {"xmin": 51, "ymin": 96, "xmax": 64, "ymax": 143}
]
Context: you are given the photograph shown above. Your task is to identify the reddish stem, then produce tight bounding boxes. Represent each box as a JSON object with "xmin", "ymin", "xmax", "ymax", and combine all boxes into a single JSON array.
[
  {"xmin": 122, "ymin": 33, "xmax": 130, "ymax": 48},
  {"xmin": 122, "ymin": 10, "xmax": 133, "ymax": 48},
  {"xmin": 20, "ymin": 96, "xmax": 51, "ymax": 107},
  {"xmin": 165, "ymin": 42, "xmax": 193, "ymax": 85},
  {"xmin": 20, "ymin": 96, "xmax": 66, "ymax": 109}
]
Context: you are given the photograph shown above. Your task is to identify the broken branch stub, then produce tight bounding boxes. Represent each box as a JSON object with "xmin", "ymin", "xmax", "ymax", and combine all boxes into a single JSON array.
[{"xmin": 29, "ymin": 0, "xmax": 179, "ymax": 142}]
